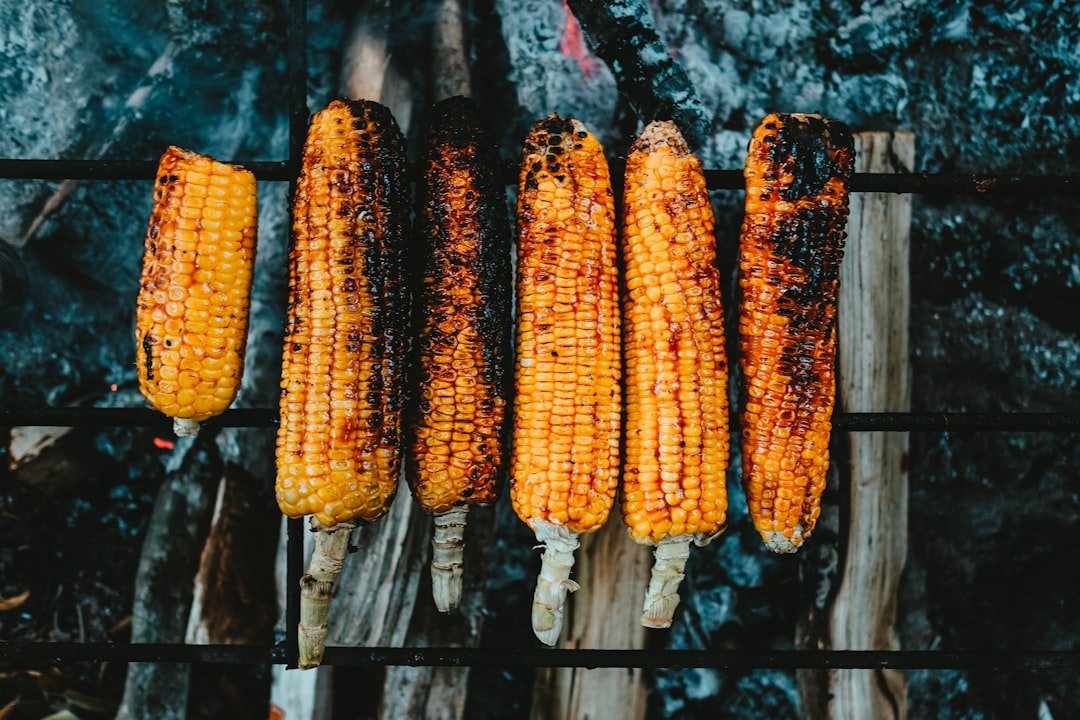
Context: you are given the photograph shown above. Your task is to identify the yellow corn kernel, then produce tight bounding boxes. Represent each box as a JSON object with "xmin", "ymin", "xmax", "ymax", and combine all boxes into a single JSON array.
[
  {"xmin": 738, "ymin": 113, "xmax": 855, "ymax": 553},
  {"xmin": 407, "ymin": 97, "xmax": 511, "ymax": 614},
  {"xmin": 135, "ymin": 146, "xmax": 257, "ymax": 436},
  {"xmin": 621, "ymin": 120, "xmax": 730, "ymax": 629},
  {"xmin": 622, "ymin": 121, "xmax": 729, "ymax": 546},
  {"xmin": 511, "ymin": 114, "xmax": 620, "ymax": 646},
  {"xmin": 408, "ymin": 96, "xmax": 510, "ymax": 517},
  {"xmin": 510, "ymin": 115, "xmax": 620, "ymax": 537},
  {"xmin": 274, "ymin": 99, "xmax": 409, "ymax": 530}
]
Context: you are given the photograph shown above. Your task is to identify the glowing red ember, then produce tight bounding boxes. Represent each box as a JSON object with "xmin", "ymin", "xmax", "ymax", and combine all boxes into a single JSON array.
[
  {"xmin": 560, "ymin": 1, "xmax": 601, "ymax": 78},
  {"xmin": 153, "ymin": 437, "xmax": 175, "ymax": 450}
]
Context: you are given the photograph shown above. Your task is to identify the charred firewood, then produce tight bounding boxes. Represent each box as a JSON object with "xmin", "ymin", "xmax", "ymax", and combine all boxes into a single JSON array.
[{"xmin": 565, "ymin": 0, "xmax": 710, "ymax": 145}]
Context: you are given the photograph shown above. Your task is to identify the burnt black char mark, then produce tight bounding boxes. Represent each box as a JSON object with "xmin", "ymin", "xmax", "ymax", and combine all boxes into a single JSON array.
[
  {"xmin": 330, "ymin": 99, "xmax": 409, "ymax": 453},
  {"xmin": 405, "ymin": 96, "xmax": 512, "ymax": 496},
  {"xmin": 772, "ymin": 115, "xmax": 854, "ymax": 202},
  {"xmin": 142, "ymin": 332, "xmax": 155, "ymax": 380},
  {"xmin": 366, "ymin": 100, "xmax": 410, "ymax": 442}
]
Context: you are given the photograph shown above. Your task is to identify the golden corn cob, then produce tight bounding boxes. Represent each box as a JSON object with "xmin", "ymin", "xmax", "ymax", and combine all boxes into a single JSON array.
[
  {"xmin": 621, "ymin": 120, "xmax": 729, "ymax": 628},
  {"xmin": 738, "ymin": 113, "xmax": 854, "ymax": 553},
  {"xmin": 136, "ymin": 146, "xmax": 257, "ymax": 437},
  {"xmin": 275, "ymin": 99, "xmax": 410, "ymax": 667},
  {"xmin": 407, "ymin": 96, "xmax": 511, "ymax": 613},
  {"xmin": 511, "ymin": 115, "xmax": 621, "ymax": 645}
]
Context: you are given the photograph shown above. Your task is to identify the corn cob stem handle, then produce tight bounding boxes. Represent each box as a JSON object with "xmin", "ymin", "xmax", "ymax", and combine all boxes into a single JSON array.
[
  {"xmin": 640, "ymin": 535, "xmax": 693, "ymax": 629},
  {"xmin": 431, "ymin": 506, "xmax": 469, "ymax": 613},
  {"xmin": 173, "ymin": 418, "xmax": 200, "ymax": 437},
  {"xmin": 531, "ymin": 519, "xmax": 581, "ymax": 646},
  {"xmin": 298, "ymin": 519, "xmax": 357, "ymax": 669}
]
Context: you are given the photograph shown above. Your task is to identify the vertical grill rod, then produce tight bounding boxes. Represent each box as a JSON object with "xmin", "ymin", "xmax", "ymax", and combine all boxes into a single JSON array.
[{"xmin": 284, "ymin": 0, "xmax": 308, "ymax": 671}]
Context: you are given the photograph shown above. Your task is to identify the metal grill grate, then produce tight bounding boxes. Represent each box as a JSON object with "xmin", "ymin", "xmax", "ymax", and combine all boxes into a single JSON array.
[{"xmin": 1, "ymin": 0, "xmax": 1077, "ymax": 673}]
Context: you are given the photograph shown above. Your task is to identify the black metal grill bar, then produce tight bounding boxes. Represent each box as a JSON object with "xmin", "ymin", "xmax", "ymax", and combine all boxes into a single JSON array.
[
  {"xmin": 0, "ymin": 159, "xmax": 294, "ymax": 181},
  {"xmin": 0, "ymin": 158, "xmax": 1074, "ymax": 197},
  {"xmin": 3, "ymin": 407, "xmax": 1078, "ymax": 432},
  {"xmin": 284, "ymin": 0, "xmax": 307, "ymax": 672},
  {"xmin": 703, "ymin": 170, "xmax": 1079, "ymax": 196},
  {"xmin": 0, "ymin": 643, "xmax": 1075, "ymax": 670},
  {"xmin": 2, "ymin": 0, "xmax": 1074, "ymax": 682}
]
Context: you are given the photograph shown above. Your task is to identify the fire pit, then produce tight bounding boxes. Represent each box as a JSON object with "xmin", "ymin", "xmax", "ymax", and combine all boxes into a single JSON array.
[{"xmin": 1, "ymin": 0, "xmax": 1077, "ymax": 718}]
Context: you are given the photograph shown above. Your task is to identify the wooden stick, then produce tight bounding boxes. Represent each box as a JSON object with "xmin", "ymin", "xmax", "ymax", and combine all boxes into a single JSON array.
[
  {"xmin": 531, "ymin": 518, "xmax": 650, "ymax": 720},
  {"xmin": 800, "ymin": 131, "xmax": 914, "ymax": 720}
]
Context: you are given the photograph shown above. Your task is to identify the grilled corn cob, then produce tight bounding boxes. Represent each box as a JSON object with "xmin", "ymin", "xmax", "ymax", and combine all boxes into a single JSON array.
[
  {"xmin": 511, "ymin": 115, "xmax": 621, "ymax": 645},
  {"xmin": 738, "ymin": 113, "xmax": 854, "ymax": 553},
  {"xmin": 136, "ymin": 146, "xmax": 257, "ymax": 437},
  {"xmin": 621, "ymin": 121, "xmax": 729, "ymax": 628},
  {"xmin": 275, "ymin": 99, "xmax": 410, "ymax": 667},
  {"xmin": 407, "ymin": 96, "xmax": 511, "ymax": 613}
]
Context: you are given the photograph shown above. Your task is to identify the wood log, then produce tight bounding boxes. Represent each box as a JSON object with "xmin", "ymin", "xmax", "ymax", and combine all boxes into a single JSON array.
[
  {"xmin": 115, "ymin": 436, "xmax": 220, "ymax": 720},
  {"xmin": 340, "ymin": 0, "xmax": 414, "ymax": 132},
  {"xmin": 431, "ymin": 0, "xmax": 470, "ymax": 101},
  {"xmin": 379, "ymin": 506, "xmax": 498, "ymax": 719},
  {"xmin": 565, "ymin": 0, "xmax": 710, "ymax": 144},
  {"xmin": 798, "ymin": 131, "xmax": 914, "ymax": 720},
  {"xmin": 185, "ymin": 463, "xmax": 278, "ymax": 645},
  {"xmin": 530, "ymin": 517, "xmax": 651, "ymax": 720},
  {"xmin": 376, "ymin": 8, "xmax": 502, "ymax": 715}
]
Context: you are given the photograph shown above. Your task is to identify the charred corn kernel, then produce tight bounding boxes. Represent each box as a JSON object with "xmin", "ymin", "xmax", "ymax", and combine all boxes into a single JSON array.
[
  {"xmin": 136, "ymin": 147, "xmax": 257, "ymax": 437},
  {"xmin": 275, "ymin": 98, "xmax": 409, "ymax": 530},
  {"xmin": 276, "ymin": 99, "xmax": 410, "ymax": 670},
  {"xmin": 511, "ymin": 115, "xmax": 620, "ymax": 645},
  {"xmin": 738, "ymin": 113, "xmax": 854, "ymax": 554},
  {"xmin": 407, "ymin": 97, "xmax": 511, "ymax": 613},
  {"xmin": 620, "ymin": 121, "xmax": 729, "ymax": 628}
]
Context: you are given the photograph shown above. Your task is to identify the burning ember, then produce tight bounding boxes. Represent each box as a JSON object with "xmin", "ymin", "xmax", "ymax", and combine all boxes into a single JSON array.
[{"xmin": 559, "ymin": 0, "xmax": 601, "ymax": 78}]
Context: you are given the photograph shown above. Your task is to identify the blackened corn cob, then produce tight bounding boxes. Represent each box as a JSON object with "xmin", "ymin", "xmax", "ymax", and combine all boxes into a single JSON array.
[
  {"xmin": 511, "ymin": 115, "xmax": 621, "ymax": 645},
  {"xmin": 407, "ymin": 96, "xmax": 511, "ymax": 612},
  {"xmin": 738, "ymin": 113, "xmax": 854, "ymax": 553},
  {"xmin": 621, "ymin": 120, "xmax": 729, "ymax": 628},
  {"xmin": 275, "ymin": 98, "xmax": 410, "ymax": 667},
  {"xmin": 136, "ymin": 147, "xmax": 257, "ymax": 436}
]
